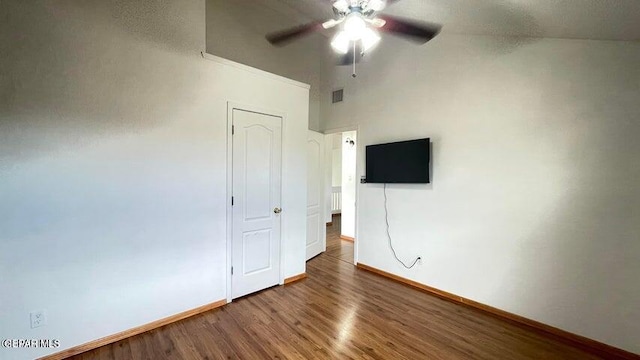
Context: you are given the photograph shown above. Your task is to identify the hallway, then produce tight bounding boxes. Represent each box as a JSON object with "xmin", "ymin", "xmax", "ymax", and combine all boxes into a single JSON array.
[{"xmin": 325, "ymin": 215, "xmax": 353, "ymax": 265}]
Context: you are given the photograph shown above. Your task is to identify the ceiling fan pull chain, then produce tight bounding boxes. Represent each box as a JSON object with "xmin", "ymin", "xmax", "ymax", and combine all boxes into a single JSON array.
[{"xmin": 352, "ymin": 42, "xmax": 357, "ymax": 78}]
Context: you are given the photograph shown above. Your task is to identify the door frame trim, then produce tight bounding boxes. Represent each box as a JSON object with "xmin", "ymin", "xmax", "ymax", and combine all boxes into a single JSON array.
[
  {"xmin": 322, "ymin": 125, "xmax": 360, "ymax": 266},
  {"xmin": 226, "ymin": 102, "xmax": 286, "ymax": 303}
]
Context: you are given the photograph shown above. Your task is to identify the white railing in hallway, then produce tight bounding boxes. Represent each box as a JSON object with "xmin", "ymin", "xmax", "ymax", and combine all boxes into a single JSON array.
[{"xmin": 331, "ymin": 186, "xmax": 342, "ymax": 214}]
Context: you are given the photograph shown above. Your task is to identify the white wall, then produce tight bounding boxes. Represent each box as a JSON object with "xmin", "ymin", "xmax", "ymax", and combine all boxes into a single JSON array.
[
  {"xmin": 323, "ymin": 134, "xmax": 333, "ymax": 224},
  {"xmin": 0, "ymin": 1, "xmax": 308, "ymax": 359},
  {"xmin": 322, "ymin": 34, "xmax": 640, "ymax": 354},
  {"xmin": 205, "ymin": 0, "xmax": 323, "ymax": 131},
  {"xmin": 331, "ymin": 134, "xmax": 342, "ymax": 187},
  {"xmin": 341, "ymin": 131, "xmax": 357, "ymax": 239},
  {"xmin": 331, "ymin": 149, "xmax": 342, "ymax": 186}
]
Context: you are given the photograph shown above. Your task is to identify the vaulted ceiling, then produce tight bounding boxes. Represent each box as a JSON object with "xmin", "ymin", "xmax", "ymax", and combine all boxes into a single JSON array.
[{"xmin": 250, "ymin": 0, "xmax": 640, "ymax": 41}]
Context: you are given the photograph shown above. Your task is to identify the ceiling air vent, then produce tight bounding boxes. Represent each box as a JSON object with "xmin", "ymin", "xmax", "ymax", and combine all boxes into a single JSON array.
[{"xmin": 332, "ymin": 89, "xmax": 344, "ymax": 104}]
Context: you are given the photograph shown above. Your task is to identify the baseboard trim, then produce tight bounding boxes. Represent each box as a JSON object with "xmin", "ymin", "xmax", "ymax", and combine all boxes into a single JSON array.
[
  {"xmin": 38, "ymin": 299, "xmax": 227, "ymax": 360},
  {"xmin": 356, "ymin": 263, "xmax": 639, "ymax": 360},
  {"xmin": 340, "ymin": 235, "xmax": 355, "ymax": 242},
  {"xmin": 284, "ymin": 273, "xmax": 307, "ymax": 285}
]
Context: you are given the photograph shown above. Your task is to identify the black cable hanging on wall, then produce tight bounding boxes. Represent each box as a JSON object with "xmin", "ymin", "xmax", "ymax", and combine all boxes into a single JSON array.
[{"xmin": 384, "ymin": 183, "xmax": 421, "ymax": 269}]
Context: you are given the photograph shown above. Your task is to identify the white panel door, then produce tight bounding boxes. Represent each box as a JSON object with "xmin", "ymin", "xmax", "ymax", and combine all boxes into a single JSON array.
[
  {"xmin": 306, "ymin": 130, "xmax": 326, "ymax": 260},
  {"xmin": 232, "ymin": 109, "xmax": 282, "ymax": 299}
]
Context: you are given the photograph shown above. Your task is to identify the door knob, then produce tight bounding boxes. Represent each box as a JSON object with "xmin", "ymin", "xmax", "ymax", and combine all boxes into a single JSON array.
[{"xmin": 273, "ymin": 207, "xmax": 282, "ymax": 214}]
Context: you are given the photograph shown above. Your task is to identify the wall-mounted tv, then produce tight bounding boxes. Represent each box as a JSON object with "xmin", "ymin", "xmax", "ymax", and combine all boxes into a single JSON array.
[{"xmin": 365, "ymin": 138, "xmax": 430, "ymax": 184}]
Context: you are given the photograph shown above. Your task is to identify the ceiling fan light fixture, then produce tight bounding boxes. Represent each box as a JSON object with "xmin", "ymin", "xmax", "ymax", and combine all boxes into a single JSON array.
[
  {"xmin": 331, "ymin": 31, "xmax": 351, "ymax": 54},
  {"xmin": 361, "ymin": 27, "xmax": 381, "ymax": 51},
  {"xmin": 344, "ymin": 13, "xmax": 367, "ymax": 40}
]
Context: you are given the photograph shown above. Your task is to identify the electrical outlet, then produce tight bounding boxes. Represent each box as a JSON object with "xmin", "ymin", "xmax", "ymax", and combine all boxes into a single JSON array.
[{"xmin": 30, "ymin": 310, "xmax": 47, "ymax": 328}]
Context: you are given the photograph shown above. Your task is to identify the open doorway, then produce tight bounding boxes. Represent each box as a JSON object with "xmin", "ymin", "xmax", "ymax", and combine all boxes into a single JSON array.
[{"xmin": 325, "ymin": 130, "xmax": 357, "ymax": 264}]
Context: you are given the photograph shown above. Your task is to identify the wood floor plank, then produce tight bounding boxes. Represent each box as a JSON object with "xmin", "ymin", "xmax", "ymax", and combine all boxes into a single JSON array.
[{"xmin": 68, "ymin": 215, "xmax": 617, "ymax": 360}]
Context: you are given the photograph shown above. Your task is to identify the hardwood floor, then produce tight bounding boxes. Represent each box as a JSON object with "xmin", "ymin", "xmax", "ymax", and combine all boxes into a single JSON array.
[
  {"xmin": 325, "ymin": 215, "xmax": 353, "ymax": 265},
  {"xmin": 71, "ymin": 214, "xmax": 607, "ymax": 360}
]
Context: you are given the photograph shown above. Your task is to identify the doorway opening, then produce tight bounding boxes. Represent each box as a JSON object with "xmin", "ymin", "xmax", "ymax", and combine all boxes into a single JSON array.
[{"xmin": 325, "ymin": 130, "xmax": 357, "ymax": 264}]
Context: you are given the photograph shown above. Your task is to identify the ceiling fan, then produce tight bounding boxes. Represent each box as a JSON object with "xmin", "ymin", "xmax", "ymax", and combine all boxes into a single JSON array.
[{"xmin": 266, "ymin": 0, "xmax": 442, "ymax": 67}]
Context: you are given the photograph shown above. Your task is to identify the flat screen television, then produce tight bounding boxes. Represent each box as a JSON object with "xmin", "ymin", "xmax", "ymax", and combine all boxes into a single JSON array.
[{"xmin": 365, "ymin": 138, "xmax": 430, "ymax": 184}]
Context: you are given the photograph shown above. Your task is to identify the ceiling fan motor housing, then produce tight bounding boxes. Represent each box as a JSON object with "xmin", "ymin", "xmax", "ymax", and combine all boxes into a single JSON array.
[{"xmin": 334, "ymin": 0, "xmax": 380, "ymax": 17}]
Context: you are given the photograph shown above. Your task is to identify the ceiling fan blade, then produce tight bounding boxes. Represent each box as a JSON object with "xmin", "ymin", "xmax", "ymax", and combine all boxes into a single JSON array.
[
  {"xmin": 322, "ymin": 18, "xmax": 344, "ymax": 29},
  {"xmin": 367, "ymin": 17, "xmax": 387, "ymax": 28},
  {"xmin": 378, "ymin": 15, "xmax": 442, "ymax": 44},
  {"xmin": 332, "ymin": 0, "xmax": 350, "ymax": 13},
  {"xmin": 266, "ymin": 21, "xmax": 323, "ymax": 46}
]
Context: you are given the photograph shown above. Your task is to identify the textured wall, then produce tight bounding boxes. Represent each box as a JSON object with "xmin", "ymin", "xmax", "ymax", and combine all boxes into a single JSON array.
[
  {"xmin": 0, "ymin": 1, "xmax": 308, "ymax": 359},
  {"xmin": 322, "ymin": 34, "xmax": 640, "ymax": 353}
]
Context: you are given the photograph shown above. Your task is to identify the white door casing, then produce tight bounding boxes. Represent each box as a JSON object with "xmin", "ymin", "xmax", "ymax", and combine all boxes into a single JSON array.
[
  {"xmin": 231, "ymin": 109, "xmax": 282, "ymax": 299},
  {"xmin": 306, "ymin": 130, "xmax": 326, "ymax": 260}
]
